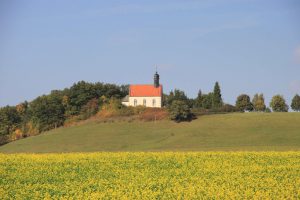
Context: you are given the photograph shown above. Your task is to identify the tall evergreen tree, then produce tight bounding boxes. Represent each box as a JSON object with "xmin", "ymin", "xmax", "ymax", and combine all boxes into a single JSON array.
[
  {"xmin": 202, "ymin": 93, "xmax": 214, "ymax": 109},
  {"xmin": 213, "ymin": 82, "xmax": 222, "ymax": 108},
  {"xmin": 195, "ymin": 90, "xmax": 204, "ymax": 108},
  {"xmin": 291, "ymin": 94, "xmax": 300, "ymax": 112}
]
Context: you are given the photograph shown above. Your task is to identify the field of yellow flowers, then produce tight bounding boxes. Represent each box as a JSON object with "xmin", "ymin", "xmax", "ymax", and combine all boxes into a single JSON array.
[{"xmin": 0, "ymin": 152, "xmax": 300, "ymax": 199}]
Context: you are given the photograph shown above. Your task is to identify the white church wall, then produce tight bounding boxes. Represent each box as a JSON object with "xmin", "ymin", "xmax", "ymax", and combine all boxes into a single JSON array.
[{"xmin": 128, "ymin": 97, "xmax": 162, "ymax": 108}]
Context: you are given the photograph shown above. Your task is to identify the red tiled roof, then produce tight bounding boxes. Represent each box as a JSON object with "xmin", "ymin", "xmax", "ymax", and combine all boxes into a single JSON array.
[{"xmin": 130, "ymin": 85, "xmax": 163, "ymax": 97}]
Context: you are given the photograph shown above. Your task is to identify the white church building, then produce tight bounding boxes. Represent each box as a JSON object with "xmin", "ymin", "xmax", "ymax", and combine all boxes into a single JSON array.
[{"xmin": 122, "ymin": 72, "xmax": 163, "ymax": 108}]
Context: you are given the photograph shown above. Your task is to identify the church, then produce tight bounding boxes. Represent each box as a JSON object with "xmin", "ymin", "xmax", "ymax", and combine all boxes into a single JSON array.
[{"xmin": 122, "ymin": 72, "xmax": 163, "ymax": 108}]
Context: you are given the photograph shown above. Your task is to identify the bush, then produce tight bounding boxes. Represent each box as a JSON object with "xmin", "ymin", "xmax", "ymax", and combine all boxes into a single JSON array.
[
  {"xmin": 192, "ymin": 104, "xmax": 238, "ymax": 116},
  {"xmin": 220, "ymin": 104, "xmax": 238, "ymax": 112},
  {"xmin": 0, "ymin": 135, "xmax": 9, "ymax": 145},
  {"xmin": 265, "ymin": 107, "xmax": 271, "ymax": 113},
  {"xmin": 133, "ymin": 106, "xmax": 147, "ymax": 115},
  {"xmin": 139, "ymin": 108, "xmax": 168, "ymax": 121},
  {"xmin": 169, "ymin": 100, "xmax": 193, "ymax": 122},
  {"xmin": 118, "ymin": 106, "xmax": 135, "ymax": 116}
]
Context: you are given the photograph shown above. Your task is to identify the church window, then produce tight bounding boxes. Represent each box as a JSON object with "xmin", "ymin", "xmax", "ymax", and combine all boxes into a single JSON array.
[
  {"xmin": 152, "ymin": 99, "xmax": 156, "ymax": 107},
  {"xmin": 134, "ymin": 99, "xmax": 137, "ymax": 106}
]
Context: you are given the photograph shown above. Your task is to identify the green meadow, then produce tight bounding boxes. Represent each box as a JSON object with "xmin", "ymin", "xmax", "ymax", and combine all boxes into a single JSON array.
[{"xmin": 1, "ymin": 113, "xmax": 300, "ymax": 153}]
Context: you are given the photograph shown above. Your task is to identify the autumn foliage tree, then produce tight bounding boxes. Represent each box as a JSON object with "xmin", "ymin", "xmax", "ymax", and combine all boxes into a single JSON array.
[{"xmin": 252, "ymin": 93, "xmax": 266, "ymax": 112}]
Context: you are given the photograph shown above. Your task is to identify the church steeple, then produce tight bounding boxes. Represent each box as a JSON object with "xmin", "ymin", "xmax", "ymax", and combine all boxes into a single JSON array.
[{"xmin": 154, "ymin": 71, "xmax": 160, "ymax": 88}]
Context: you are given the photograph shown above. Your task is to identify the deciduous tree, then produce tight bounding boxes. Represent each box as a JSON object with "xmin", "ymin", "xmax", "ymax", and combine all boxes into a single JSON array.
[
  {"xmin": 166, "ymin": 89, "xmax": 188, "ymax": 108},
  {"xmin": 30, "ymin": 93, "xmax": 65, "ymax": 132},
  {"xmin": 0, "ymin": 106, "xmax": 21, "ymax": 136},
  {"xmin": 252, "ymin": 93, "xmax": 266, "ymax": 112},
  {"xmin": 291, "ymin": 94, "xmax": 300, "ymax": 112},
  {"xmin": 270, "ymin": 95, "xmax": 288, "ymax": 112},
  {"xmin": 236, "ymin": 94, "xmax": 253, "ymax": 112}
]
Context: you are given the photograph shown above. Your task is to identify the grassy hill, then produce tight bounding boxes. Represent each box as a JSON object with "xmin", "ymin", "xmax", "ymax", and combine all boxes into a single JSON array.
[{"xmin": 1, "ymin": 113, "xmax": 300, "ymax": 153}]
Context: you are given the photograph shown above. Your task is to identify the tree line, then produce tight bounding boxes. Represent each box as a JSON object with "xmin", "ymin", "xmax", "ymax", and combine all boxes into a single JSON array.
[
  {"xmin": 165, "ymin": 82, "xmax": 300, "ymax": 121},
  {"xmin": 0, "ymin": 81, "xmax": 128, "ymax": 145},
  {"xmin": 1, "ymin": 80, "xmax": 300, "ymax": 144}
]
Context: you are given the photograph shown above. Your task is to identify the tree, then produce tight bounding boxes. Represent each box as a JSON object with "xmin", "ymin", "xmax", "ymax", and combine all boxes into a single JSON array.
[
  {"xmin": 173, "ymin": 89, "xmax": 188, "ymax": 102},
  {"xmin": 16, "ymin": 101, "xmax": 31, "ymax": 134},
  {"xmin": 235, "ymin": 94, "xmax": 253, "ymax": 112},
  {"xmin": 270, "ymin": 95, "xmax": 288, "ymax": 112},
  {"xmin": 194, "ymin": 90, "xmax": 203, "ymax": 108},
  {"xmin": 30, "ymin": 93, "xmax": 65, "ymax": 132},
  {"xmin": 80, "ymin": 98, "xmax": 99, "ymax": 119},
  {"xmin": 163, "ymin": 91, "xmax": 174, "ymax": 107},
  {"xmin": 66, "ymin": 81, "xmax": 126, "ymax": 116},
  {"xmin": 252, "ymin": 93, "xmax": 266, "ymax": 112},
  {"xmin": 291, "ymin": 94, "xmax": 300, "ymax": 112},
  {"xmin": 202, "ymin": 93, "xmax": 214, "ymax": 109},
  {"xmin": 0, "ymin": 106, "xmax": 21, "ymax": 136},
  {"xmin": 166, "ymin": 89, "xmax": 188, "ymax": 108},
  {"xmin": 213, "ymin": 82, "xmax": 223, "ymax": 108},
  {"xmin": 169, "ymin": 100, "xmax": 192, "ymax": 122}
]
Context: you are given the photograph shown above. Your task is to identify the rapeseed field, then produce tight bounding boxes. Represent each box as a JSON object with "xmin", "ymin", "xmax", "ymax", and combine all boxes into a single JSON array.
[{"xmin": 1, "ymin": 152, "xmax": 299, "ymax": 199}]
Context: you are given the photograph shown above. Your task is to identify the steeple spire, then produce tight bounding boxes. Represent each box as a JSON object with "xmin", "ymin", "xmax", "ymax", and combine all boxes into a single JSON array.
[{"xmin": 154, "ymin": 70, "xmax": 160, "ymax": 88}]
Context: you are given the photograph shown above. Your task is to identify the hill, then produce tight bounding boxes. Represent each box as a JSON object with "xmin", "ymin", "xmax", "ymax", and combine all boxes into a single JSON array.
[{"xmin": 0, "ymin": 113, "xmax": 300, "ymax": 153}]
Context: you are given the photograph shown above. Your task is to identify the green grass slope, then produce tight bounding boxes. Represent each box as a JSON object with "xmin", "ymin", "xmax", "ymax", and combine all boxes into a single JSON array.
[{"xmin": 1, "ymin": 113, "xmax": 300, "ymax": 153}]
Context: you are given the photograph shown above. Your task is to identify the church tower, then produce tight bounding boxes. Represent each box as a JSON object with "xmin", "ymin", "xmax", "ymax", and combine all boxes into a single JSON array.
[{"xmin": 154, "ymin": 71, "xmax": 160, "ymax": 88}]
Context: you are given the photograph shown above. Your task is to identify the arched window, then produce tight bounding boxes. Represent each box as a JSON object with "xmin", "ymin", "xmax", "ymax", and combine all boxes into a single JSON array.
[
  {"xmin": 134, "ymin": 99, "xmax": 137, "ymax": 106},
  {"xmin": 143, "ymin": 99, "xmax": 147, "ymax": 106},
  {"xmin": 152, "ymin": 99, "xmax": 156, "ymax": 107}
]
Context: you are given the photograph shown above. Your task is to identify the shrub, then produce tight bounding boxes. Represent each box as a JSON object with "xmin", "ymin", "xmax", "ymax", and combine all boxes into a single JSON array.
[
  {"xmin": 133, "ymin": 106, "xmax": 147, "ymax": 115},
  {"xmin": 169, "ymin": 100, "xmax": 193, "ymax": 122},
  {"xmin": 0, "ymin": 135, "xmax": 9, "ymax": 145},
  {"xmin": 265, "ymin": 107, "xmax": 271, "ymax": 113},
  {"xmin": 192, "ymin": 104, "xmax": 238, "ymax": 116},
  {"xmin": 220, "ymin": 104, "xmax": 238, "ymax": 112},
  {"xmin": 10, "ymin": 129, "xmax": 23, "ymax": 141},
  {"xmin": 139, "ymin": 108, "xmax": 168, "ymax": 121}
]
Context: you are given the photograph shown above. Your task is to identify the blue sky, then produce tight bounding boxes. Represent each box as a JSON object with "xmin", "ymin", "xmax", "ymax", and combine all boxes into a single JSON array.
[{"xmin": 0, "ymin": 0, "xmax": 300, "ymax": 107}]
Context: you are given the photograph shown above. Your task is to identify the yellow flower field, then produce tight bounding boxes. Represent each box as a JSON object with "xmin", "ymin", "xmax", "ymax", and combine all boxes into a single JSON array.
[{"xmin": 0, "ymin": 152, "xmax": 300, "ymax": 199}]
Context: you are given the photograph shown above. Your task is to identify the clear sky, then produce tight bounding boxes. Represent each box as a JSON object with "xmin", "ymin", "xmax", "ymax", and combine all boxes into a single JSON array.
[{"xmin": 0, "ymin": 0, "xmax": 300, "ymax": 107}]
